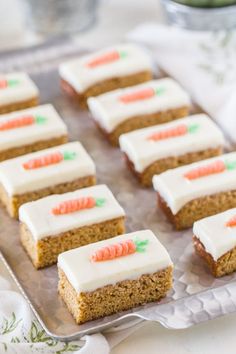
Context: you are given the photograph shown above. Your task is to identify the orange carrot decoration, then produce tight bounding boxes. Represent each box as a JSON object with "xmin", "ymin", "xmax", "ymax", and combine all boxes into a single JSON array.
[
  {"xmin": 147, "ymin": 123, "xmax": 199, "ymax": 141},
  {"xmin": 0, "ymin": 115, "xmax": 46, "ymax": 131},
  {"xmin": 184, "ymin": 159, "xmax": 236, "ymax": 180},
  {"xmin": 119, "ymin": 86, "xmax": 164, "ymax": 104},
  {"xmin": 22, "ymin": 150, "xmax": 76, "ymax": 170},
  {"xmin": 52, "ymin": 196, "xmax": 105, "ymax": 215},
  {"xmin": 90, "ymin": 238, "xmax": 149, "ymax": 262},
  {"xmin": 0, "ymin": 79, "xmax": 20, "ymax": 89},
  {"xmin": 86, "ymin": 50, "xmax": 126, "ymax": 68},
  {"xmin": 225, "ymin": 215, "xmax": 236, "ymax": 227},
  {"xmin": 184, "ymin": 160, "xmax": 225, "ymax": 180}
]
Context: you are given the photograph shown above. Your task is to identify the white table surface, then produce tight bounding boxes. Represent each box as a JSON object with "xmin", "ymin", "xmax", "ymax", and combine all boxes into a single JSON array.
[{"xmin": 1, "ymin": 1, "xmax": 236, "ymax": 353}]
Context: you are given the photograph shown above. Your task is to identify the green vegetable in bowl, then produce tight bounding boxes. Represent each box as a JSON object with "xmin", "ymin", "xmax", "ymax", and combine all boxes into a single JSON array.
[{"xmin": 173, "ymin": 0, "xmax": 236, "ymax": 7}]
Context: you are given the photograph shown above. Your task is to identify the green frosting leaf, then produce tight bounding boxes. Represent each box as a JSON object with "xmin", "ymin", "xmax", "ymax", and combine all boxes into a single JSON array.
[
  {"xmin": 188, "ymin": 123, "xmax": 199, "ymax": 133},
  {"xmin": 119, "ymin": 51, "xmax": 128, "ymax": 59},
  {"xmin": 8, "ymin": 79, "xmax": 20, "ymax": 87},
  {"xmin": 63, "ymin": 151, "xmax": 77, "ymax": 160},
  {"xmin": 134, "ymin": 238, "xmax": 149, "ymax": 253},
  {"xmin": 95, "ymin": 198, "xmax": 106, "ymax": 207},
  {"xmin": 225, "ymin": 160, "xmax": 236, "ymax": 171},
  {"xmin": 155, "ymin": 87, "xmax": 165, "ymax": 96},
  {"xmin": 35, "ymin": 115, "xmax": 47, "ymax": 124}
]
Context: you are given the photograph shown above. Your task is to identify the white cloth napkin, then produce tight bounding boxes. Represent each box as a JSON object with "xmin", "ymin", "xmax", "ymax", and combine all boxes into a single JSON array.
[
  {"xmin": 128, "ymin": 23, "xmax": 236, "ymax": 145},
  {"xmin": 0, "ymin": 266, "xmax": 144, "ymax": 353}
]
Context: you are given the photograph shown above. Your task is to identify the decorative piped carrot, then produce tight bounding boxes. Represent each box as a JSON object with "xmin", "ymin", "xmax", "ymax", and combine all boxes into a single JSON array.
[
  {"xmin": 0, "ymin": 79, "xmax": 20, "ymax": 89},
  {"xmin": 52, "ymin": 196, "xmax": 105, "ymax": 215},
  {"xmin": 225, "ymin": 215, "xmax": 236, "ymax": 227},
  {"xmin": 147, "ymin": 123, "xmax": 199, "ymax": 141},
  {"xmin": 86, "ymin": 50, "xmax": 126, "ymax": 68},
  {"xmin": 90, "ymin": 238, "xmax": 149, "ymax": 262},
  {"xmin": 184, "ymin": 160, "xmax": 225, "ymax": 180},
  {"xmin": 184, "ymin": 159, "xmax": 236, "ymax": 180},
  {"xmin": 119, "ymin": 86, "xmax": 164, "ymax": 104},
  {"xmin": 0, "ymin": 115, "xmax": 46, "ymax": 131},
  {"xmin": 22, "ymin": 150, "xmax": 76, "ymax": 170}
]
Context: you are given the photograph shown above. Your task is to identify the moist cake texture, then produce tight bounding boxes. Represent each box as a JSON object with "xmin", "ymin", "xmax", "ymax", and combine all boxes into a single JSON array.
[
  {"xmin": 19, "ymin": 184, "xmax": 125, "ymax": 268},
  {"xmin": 120, "ymin": 114, "xmax": 224, "ymax": 186},
  {"xmin": 0, "ymin": 104, "xmax": 68, "ymax": 161},
  {"xmin": 0, "ymin": 72, "xmax": 39, "ymax": 113},
  {"xmin": 193, "ymin": 208, "xmax": 236, "ymax": 277},
  {"xmin": 88, "ymin": 78, "xmax": 190, "ymax": 145},
  {"xmin": 58, "ymin": 230, "xmax": 173, "ymax": 324},
  {"xmin": 0, "ymin": 141, "xmax": 96, "ymax": 218},
  {"xmin": 153, "ymin": 152, "xmax": 236, "ymax": 229}
]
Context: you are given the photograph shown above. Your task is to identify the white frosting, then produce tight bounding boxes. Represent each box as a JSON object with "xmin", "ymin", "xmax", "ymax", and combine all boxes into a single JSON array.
[
  {"xmin": 88, "ymin": 78, "xmax": 190, "ymax": 133},
  {"xmin": 0, "ymin": 104, "xmax": 68, "ymax": 151},
  {"xmin": 59, "ymin": 44, "xmax": 152, "ymax": 93},
  {"xmin": 119, "ymin": 114, "xmax": 224, "ymax": 173},
  {"xmin": 0, "ymin": 142, "xmax": 95, "ymax": 196},
  {"xmin": 58, "ymin": 230, "xmax": 173, "ymax": 293},
  {"xmin": 19, "ymin": 184, "xmax": 125, "ymax": 240},
  {"xmin": 153, "ymin": 152, "xmax": 236, "ymax": 215},
  {"xmin": 193, "ymin": 208, "xmax": 236, "ymax": 261},
  {"xmin": 0, "ymin": 72, "xmax": 39, "ymax": 106}
]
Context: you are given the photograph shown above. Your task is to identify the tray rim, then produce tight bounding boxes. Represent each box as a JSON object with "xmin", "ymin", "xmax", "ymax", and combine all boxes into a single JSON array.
[{"xmin": 2, "ymin": 248, "xmax": 236, "ymax": 340}]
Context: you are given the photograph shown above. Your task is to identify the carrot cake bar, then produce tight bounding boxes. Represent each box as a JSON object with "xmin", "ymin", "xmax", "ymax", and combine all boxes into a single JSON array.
[
  {"xmin": 88, "ymin": 78, "xmax": 190, "ymax": 146},
  {"xmin": 0, "ymin": 142, "xmax": 96, "ymax": 218},
  {"xmin": 58, "ymin": 229, "xmax": 173, "ymax": 324},
  {"xmin": 59, "ymin": 44, "xmax": 153, "ymax": 108},
  {"xmin": 0, "ymin": 72, "xmax": 39, "ymax": 114},
  {"xmin": 0, "ymin": 104, "xmax": 68, "ymax": 162},
  {"xmin": 153, "ymin": 152, "xmax": 236, "ymax": 230},
  {"xmin": 193, "ymin": 208, "xmax": 236, "ymax": 277},
  {"xmin": 19, "ymin": 184, "xmax": 125, "ymax": 269},
  {"xmin": 119, "ymin": 114, "xmax": 224, "ymax": 186}
]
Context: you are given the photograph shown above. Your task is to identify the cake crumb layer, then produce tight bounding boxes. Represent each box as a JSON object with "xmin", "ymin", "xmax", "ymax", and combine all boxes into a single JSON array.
[{"xmin": 58, "ymin": 266, "xmax": 173, "ymax": 324}]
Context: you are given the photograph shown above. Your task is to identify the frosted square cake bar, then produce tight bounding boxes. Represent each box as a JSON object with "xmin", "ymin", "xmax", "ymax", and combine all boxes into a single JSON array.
[
  {"xmin": 0, "ymin": 142, "xmax": 96, "ymax": 218},
  {"xmin": 59, "ymin": 44, "xmax": 153, "ymax": 108},
  {"xmin": 88, "ymin": 78, "xmax": 190, "ymax": 146},
  {"xmin": 119, "ymin": 114, "xmax": 224, "ymax": 186},
  {"xmin": 0, "ymin": 104, "xmax": 68, "ymax": 162},
  {"xmin": 153, "ymin": 152, "xmax": 236, "ymax": 230},
  {"xmin": 58, "ymin": 230, "xmax": 173, "ymax": 324},
  {"xmin": 20, "ymin": 185, "xmax": 125, "ymax": 269},
  {"xmin": 0, "ymin": 72, "xmax": 39, "ymax": 114},
  {"xmin": 193, "ymin": 208, "xmax": 236, "ymax": 277}
]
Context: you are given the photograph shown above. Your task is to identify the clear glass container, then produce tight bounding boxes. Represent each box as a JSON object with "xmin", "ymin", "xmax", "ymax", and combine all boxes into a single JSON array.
[{"xmin": 22, "ymin": 0, "xmax": 98, "ymax": 36}]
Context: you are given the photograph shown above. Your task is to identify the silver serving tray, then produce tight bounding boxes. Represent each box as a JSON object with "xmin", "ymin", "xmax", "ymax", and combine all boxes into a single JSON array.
[{"xmin": 1, "ymin": 40, "xmax": 236, "ymax": 341}]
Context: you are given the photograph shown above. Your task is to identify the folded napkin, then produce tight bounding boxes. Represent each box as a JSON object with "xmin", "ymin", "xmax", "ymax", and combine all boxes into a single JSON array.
[{"xmin": 128, "ymin": 23, "xmax": 236, "ymax": 145}]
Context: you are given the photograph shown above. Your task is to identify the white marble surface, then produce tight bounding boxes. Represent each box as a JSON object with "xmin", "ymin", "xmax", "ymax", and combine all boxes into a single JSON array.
[{"xmin": 1, "ymin": 1, "xmax": 236, "ymax": 353}]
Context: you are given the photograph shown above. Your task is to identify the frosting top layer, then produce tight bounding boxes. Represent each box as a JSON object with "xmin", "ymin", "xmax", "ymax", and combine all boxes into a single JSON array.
[
  {"xmin": 0, "ymin": 104, "xmax": 68, "ymax": 151},
  {"xmin": 0, "ymin": 142, "xmax": 96, "ymax": 196},
  {"xmin": 59, "ymin": 44, "xmax": 152, "ymax": 93},
  {"xmin": 0, "ymin": 72, "xmax": 39, "ymax": 106},
  {"xmin": 153, "ymin": 152, "xmax": 236, "ymax": 215},
  {"xmin": 58, "ymin": 230, "xmax": 173, "ymax": 292},
  {"xmin": 193, "ymin": 208, "xmax": 236, "ymax": 261},
  {"xmin": 119, "ymin": 114, "xmax": 224, "ymax": 173},
  {"xmin": 19, "ymin": 184, "xmax": 125, "ymax": 240},
  {"xmin": 88, "ymin": 78, "xmax": 190, "ymax": 133}
]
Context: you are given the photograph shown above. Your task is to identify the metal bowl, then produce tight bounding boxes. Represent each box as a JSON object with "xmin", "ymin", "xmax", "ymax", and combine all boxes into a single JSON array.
[
  {"xmin": 22, "ymin": 0, "xmax": 98, "ymax": 36},
  {"xmin": 161, "ymin": 0, "xmax": 236, "ymax": 30}
]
